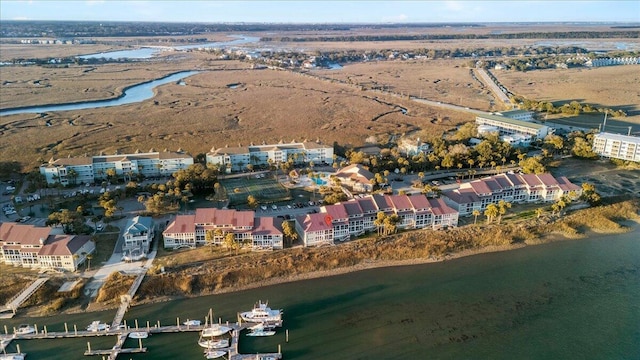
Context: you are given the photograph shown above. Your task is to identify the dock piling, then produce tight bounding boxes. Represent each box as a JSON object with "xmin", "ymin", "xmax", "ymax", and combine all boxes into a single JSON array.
[
  {"xmin": 286, "ymin": 329, "xmax": 289, "ymax": 342},
  {"xmin": 87, "ymin": 341, "xmax": 91, "ymax": 352},
  {"xmin": 74, "ymin": 324, "xmax": 77, "ymax": 335},
  {"xmin": 16, "ymin": 344, "xmax": 21, "ymax": 354},
  {"xmin": 44, "ymin": 325, "xmax": 47, "ymax": 335},
  {"xmin": 124, "ymin": 319, "xmax": 128, "ymax": 330},
  {"xmin": 157, "ymin": 320, "xmax": 160, "ymax": 328},
  {"xmin": 146, "ymin": 320, "xmax": 150, "ymax": 332},
  {"xmin": 177, "ymin": 317, "xmax": 180, "ymax": 328},
  {"xmin": 138, "ymin": 337, "xmax": 143, "ymax": 349},
  {"xmin": 135, "ymin": 319, "xmax": 139, "ymax": 330},
  {"xmin": 64, "ymin": 322, "xmax": 68, "ymax": 333},
  {"xmin": 3, "ymin": 325, "xmax": 7, "ymax": 334},
  {"xmin": 34, "ymin": 323, "xmax": 38, "ymax": 334}
]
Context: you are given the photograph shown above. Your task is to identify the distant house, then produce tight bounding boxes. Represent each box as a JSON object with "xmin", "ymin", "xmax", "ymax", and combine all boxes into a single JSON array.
[
  {"xmin": 442, "ymin": 173, "xmax": 582, "ymax": 216},
  {"xmin": 334, "ymin": 164, "xmax": 375, "ymax": 193},
  {"xmin": 294, "ymin": 213, "xmax": 335, "ymax": 247},
  {"xmin": 476, "ymin": 114, "xmax": 550, "ymax": 139},
  {"xmin": 0, "ymin": 223, "xmax": 94, "ymax": 272},
  {"xmin": 122, "ymin": 216, "xmax": 154, "ymax": 260},
  {"xmin": 398, "ymin": 138, "xmax": 431, "ymax": 156}
]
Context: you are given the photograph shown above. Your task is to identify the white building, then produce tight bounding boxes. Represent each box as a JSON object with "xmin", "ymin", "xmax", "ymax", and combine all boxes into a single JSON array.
[
  {"xmin": 476, "ymin": 114, "xmax": 550, "ymax": 139},
  {"xmin": 40, "ymin": 151, "xmax": 194, "ymax": 185},
  {"xmin": 398, "ymin": 137, "xmax": 431, "ymax": 156},
  {"xmin": 0, "ymin": 223, "xmax": 95, "ymax": 272},
  {"xmin": 442, "ymin": 173, "xmax": 582, "ymax": 216},
  {"xmin": 122, "ymin": 216, "xmax": 154, "ymax": 260},
  {"xmin": 206, "ymin": 141, "xmax": 333, "ymax": 172},
  {"xmin": 592, "ymin": 132, "xmax": 640, "ymax": 162},
  {"xmin": 163, "ymin": 208, "xmax": 283, "ymax": 251},
  {"xmin": 496, "ymin": 110, "xmax": 535, "ymax": 121}
]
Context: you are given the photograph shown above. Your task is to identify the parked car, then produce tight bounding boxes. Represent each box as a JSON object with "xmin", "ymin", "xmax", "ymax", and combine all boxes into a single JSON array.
[{"xmin": 96, "ymin": 224, "xmax": 104, "ymax": 232}]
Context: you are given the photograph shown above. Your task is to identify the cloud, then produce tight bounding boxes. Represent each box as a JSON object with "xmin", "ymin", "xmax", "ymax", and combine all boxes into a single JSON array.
[
  {"xmin": 85, "ymin": 0, "xmax": 105, "ymax": 5},
  {"xmin": 444, "ymin": 1, "xmax": 464, "ymax": 11},
  {"xmin": 382, "ymin": 14, "xmax": 409, "ymax": 22},
  {"xmin": 12, "ymin": 17, "xmax": 30, "ymax": 20}
]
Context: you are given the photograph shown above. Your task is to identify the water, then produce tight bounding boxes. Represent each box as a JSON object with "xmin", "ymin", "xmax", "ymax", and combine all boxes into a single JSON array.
[
  {"xmin": 0, "ymin": 71, "xmax": 200, "ymax": 116},
  {"xmin": 77, "ymin": 35, "xmax": 260, "ymax": 60},
  {"xmin": 2, "ymin": 229, "xmax": 639, "ymax": 359}
]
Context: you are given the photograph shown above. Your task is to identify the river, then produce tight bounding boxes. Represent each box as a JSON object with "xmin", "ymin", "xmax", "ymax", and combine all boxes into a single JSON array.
[
  {"xmin": 1, "ymin": 228, "xmax": 639, "ymax": 359},
  {"xmin": 0, "ymin": 71, "xmax": 200, "ymax": 116}
]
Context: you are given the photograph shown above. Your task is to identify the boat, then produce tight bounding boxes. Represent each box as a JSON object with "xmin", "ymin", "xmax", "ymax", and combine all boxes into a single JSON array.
[
  {"xmin": 204, "ymin": 349, "xmax": 226, "ymax": 359},
  {"xmin": 197, "ymin": 309, "xmax": 232, "ymax": 348},
  {"xmin": 246, "ymin": 327, "xmax": 276, "ymax": 337},
  {"xmin": 14, "ymin": 324, "xmax": 35, "ymax": 335},
  {"xmin": 0, "ymin": 354, "xmax": 25, "ymax": 360},
  {"xmin": 183, "ymin": 319, "xmax": 201, "ymax": 326},
  {"xmin": 128, "ymin": 331, "xmax": 149, "ymax": 339},
  {"xmin": 239, "ymin": 300, "xmax": 282, "ymax": 323},
  {"xmin": 86, "ymin": 321, "xmax": 110, "ymax": 332}
]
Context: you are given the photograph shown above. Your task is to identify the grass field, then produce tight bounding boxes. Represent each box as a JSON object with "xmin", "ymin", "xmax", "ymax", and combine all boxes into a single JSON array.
[{"xmin": 221, "ymin": 175, "xmax": 291, "ymax": 206}]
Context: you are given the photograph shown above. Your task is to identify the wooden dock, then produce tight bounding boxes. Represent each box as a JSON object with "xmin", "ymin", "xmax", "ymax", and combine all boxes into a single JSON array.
[{"xmin": 0, "ymin": 277, "xmax": 49, "ymax": 318}]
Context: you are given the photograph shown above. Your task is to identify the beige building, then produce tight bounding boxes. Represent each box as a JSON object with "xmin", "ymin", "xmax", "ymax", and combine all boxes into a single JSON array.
[{"xmin": 592, "ymin": 132, "xmax": 640, "ymax": 162}]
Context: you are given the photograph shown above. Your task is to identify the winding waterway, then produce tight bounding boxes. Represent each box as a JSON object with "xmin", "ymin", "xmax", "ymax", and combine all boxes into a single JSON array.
[
  {"xmin": 2, "ymin": 227, "xmax": 639, "ymax": 359},
  {"xmin": 0, "ymin": 71, "xmax": 200, "ymax": 116}
]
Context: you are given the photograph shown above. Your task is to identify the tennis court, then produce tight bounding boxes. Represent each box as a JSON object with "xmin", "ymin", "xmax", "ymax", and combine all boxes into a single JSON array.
[{"xmin": 220, "ymin": 175, "xmax": 291, "ymax": 205}]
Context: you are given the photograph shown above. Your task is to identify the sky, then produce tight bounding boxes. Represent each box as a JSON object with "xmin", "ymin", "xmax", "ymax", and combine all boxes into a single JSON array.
[{"xmin": 1, "ymin": 1, "xmax": 639, "ymax": 23}]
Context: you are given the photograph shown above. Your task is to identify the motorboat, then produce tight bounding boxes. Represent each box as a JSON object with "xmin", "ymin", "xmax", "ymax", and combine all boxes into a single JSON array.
[
  {"xmin": 239, "ymin": 300, "xmax": 282, "ymax": 323},
  {"xmin": 14, "ymin": 324, "xmax": 35, "ymax": 335},
  {"xmin": 0, "ymin": 354, "xmax": 25, "ymax": 360},
  {"xmin": 246, "ymin": 327, "xmax": 276, "ymax": 337},
  {"xmin": 248, "ymin": 322, "xmax": 277, "ymax": 331},
  {"xmin": 204, "ymin": 349, "xmax": 226, "ymax": 359},
  {"xmin": 183, "ymin": 319, "xmax": 201, "ymax": 326},
  {"xmin": 198, "ymin": 337, "xmax": 229, "ymax": 349},
  {"xmin": 128, "ymin": 331, "xmax": 149, "ymax": 339},
  {"xmin": 86, "ymin": 321, "xmax": 110, "ymax": 332}
]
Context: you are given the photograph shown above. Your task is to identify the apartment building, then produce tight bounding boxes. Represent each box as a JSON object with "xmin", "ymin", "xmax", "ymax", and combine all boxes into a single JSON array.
[
  {"xmin": 0, "ymin": 223, "xmax": 95, "ymax": 272},
  {"xmin": 206, "ymin": 141, "xmax": 334, "ymax": 172},
  {"xmin": 162, "ymin": 208, "xmax": 283, "ymax": 250},
  {"xmin": 592, "ymin": 132, "xmax": 640, "ymax": 163},
  {"xmin": 40, "ymin": 151, "xmax": 194, "ymax": 185},
  {"xmin": 476, "ymin": 114, "xmax": 550, "ymax": 139},
  {"xmin": 442, "ymin": 173, "xmax": 582, "ymax": 216},
  {"xmin": 295, "ymin": 194, "xmax": 459, "ymax": 247}
]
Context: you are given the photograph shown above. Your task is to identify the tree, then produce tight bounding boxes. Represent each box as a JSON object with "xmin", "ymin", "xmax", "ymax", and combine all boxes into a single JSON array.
[
  {"xmin": 373, "ymin": 212, "xmax": 386, "ymax": 236},
  {"xmin": 535, "ymin": 207, "xmax": 544, "ymax": 218},
  {"xmin": 247, "ymin": 195, "xmax": 259, "ymax": 209},
  {"xmin": 472, "ymin": 209, "xmax": 480, "ymax": 224},
  {"xmin": 580, "ymin": 182, "xmax": 601, "ymax": 205},
  {"xmin": 544, "ymin": 134, "xmax": 565, "ymax": 155},
  {"xmin": 519, "ymin": 156, "xmax": 546, "ymax": 174},
  {"xmin": 497, "ymin": 200, "xmax": 512, "ymax": 224},
  {"xmin": 484, "ymin": 203, "xmax": 499, "ymax": 224},
  {"xmin": 67, "ymin": 168, "xmax": 79, "ymax": 186},
  {"xmin": 281, "ymin": 220, "xmax": 298, "ymax": 247},
  {"xmin": 224, "ymin": 232, "xmax": 239, "ymax": 255},
  {"xmin": 86, "ymin": 253, "xmax": 93, "ymax": 271}
]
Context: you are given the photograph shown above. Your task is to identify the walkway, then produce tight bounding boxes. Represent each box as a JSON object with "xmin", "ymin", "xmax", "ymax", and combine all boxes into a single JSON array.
[{"xmin": 0, "ymin": 277, "xmax": 49, "ymax": 318}]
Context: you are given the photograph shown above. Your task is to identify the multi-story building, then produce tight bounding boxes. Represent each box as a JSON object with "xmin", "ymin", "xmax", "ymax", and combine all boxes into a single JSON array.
[
  {"xmin": 163, "ymin": 208, "xmax": 283, "ymax": 250},
  {"xmin": 442, "ymin": 173, "xmax": 582, "ymax": 216},
  {"xmin": 476, "ymin": 114, "xmax": 550, "ymax": 139},
  {"xmin": 0, "ymin": 223, "xmax": 94, "ymax": 272},
  {"xmin": 40, "ymin": 151, "xmax": 194, "ymax": 185},
  {"xmin": 333, "ymin": 164, "xmax": 375, "ymax": 193},
  {"xmin": 206, "ymin": 141, "xmax": 333, "ymax": 172},
  {"xmin": 122, "ymin": 216, "xmax": 154, "ymax": 261},
  {"xmin": 496, "ymin": 110, "xmax": 535, "ymax": 121},
  {"xmin": 295, "ymin": 194, "xmax": 459, "ymax": 246},
  {"xmin": 398, "ymin": 137, "xmax": 431, "ymax": 156},
  {"xmin": 592, "ymin": 132, "xmax": 640, "ymax": 163}
]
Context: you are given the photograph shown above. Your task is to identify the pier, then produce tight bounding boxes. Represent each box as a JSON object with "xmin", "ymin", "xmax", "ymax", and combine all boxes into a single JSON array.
[{"xmin": 2, "ymin": 321, "xmax": 282, "ymax": 360}]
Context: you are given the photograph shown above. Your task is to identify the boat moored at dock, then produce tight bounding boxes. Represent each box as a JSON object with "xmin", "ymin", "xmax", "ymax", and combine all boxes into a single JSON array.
[
  {"xmin": 86, "ymin": 321, "xmax": 110, "ymax": 332},
  {"xmin": 240, "ymin": 300, "xmax": 282, "ymax": 323},
  {"xmin": 128, "ymin": 331, "xmax": 149, "ymax": 339},
  {"xmin": 13, "ymin": 325, "xmax": 35, "ymax": 335}
]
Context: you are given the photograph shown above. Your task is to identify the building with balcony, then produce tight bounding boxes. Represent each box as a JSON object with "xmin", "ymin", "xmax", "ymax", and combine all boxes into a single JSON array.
[{"xmin": 592, "ymin": 132, "xmax": 640, "ymax": 162}]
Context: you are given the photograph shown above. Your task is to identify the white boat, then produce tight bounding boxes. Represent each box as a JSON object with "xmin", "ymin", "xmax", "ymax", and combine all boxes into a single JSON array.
[
  {"xmin": 128, "ymin": 331, "xmax": 149, "ymax": 339},
  {"xmin": 246, "ymin": 327, "xmax": 276, "ymax": 337},
  {"xmin": 240, "ymin": 300, "xmax": 282, "ymax": 323},
  {"xmin": 204, "ymin": 350, "xmax": 226, "ymax": 359},
  {"xmin": 0, "ymin": 354, "xmax": 26, "ymax": 360},
  {"xmin": 197, "ymin": 309, "xmax": 232, "ymax": 348},
  {"xmin": 183, "ymin": 319, "xmax": 201, "ymax": 326},
  {"xmin": 86, "ymin": 321, "xmax": 110, "ymax": 332},
  {"xmin": 14, "ymin": 324, "xmax": 35, "ymax": 335}
]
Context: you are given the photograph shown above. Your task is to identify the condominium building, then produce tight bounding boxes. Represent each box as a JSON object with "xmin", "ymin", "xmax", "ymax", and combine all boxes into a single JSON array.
[
  {"xmin": 40, "ymin": 151, "xmax": 194, "ymax": 185},
  {"xmin": 162, "ymin": 208, "xmax": 283, "ymax": 250},
  {"xmin": 442, "ymin": 173, "xmax": 582, "ymax": 216},
  {"xmin": 0, "ymin": 223, "xmax": 95, "ymax": 272},
  {"xmin": 496, "ymin": 110, "xmax": 535, "ymax": 121},
  {"xmin": 592, "ymin": 132, "xmax": 640, "ymax": 163},
  {"xmin": 206, "ymin": 141, "xmax": 333, "ymax": 172},
  {"xmin": 476, "ymin": 114, "xmax": 550, "ymax": 139},
  {"xmin": 295, "ymin": 194, "xmax": 459, "ymax": 246}
]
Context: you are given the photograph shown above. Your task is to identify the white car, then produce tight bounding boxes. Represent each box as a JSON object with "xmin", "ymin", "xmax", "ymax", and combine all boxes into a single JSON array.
[
  {"xmin": 260, "ymin": 205, "xmax": 267, "ymax": 211},
  {"xmin": 6, "ymin": 186, "xmax": 15, "ymax": 191},
  {"xmin": 96, "ymin": 224, "xmax": 104, "ymax": 231},
  {"xmin": 271, "ymin": 204, "xmax": 278, "ymax": 210}
]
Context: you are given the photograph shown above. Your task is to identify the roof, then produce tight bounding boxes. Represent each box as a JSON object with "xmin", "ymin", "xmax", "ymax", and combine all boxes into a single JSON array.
[
  {"xmin": 476, "ymin": 114, "xmax": 546, "ymax": 130},
  {"xmin": 124, "ymin": 216, "xmax": 153, "ymax": 236},
  {"xmin": 356, "ymin": 197, "xmax": 378, "ymax": 213},
  {"xmin": 252, "ymin": 217, "xmax": 283, "ymax": 236},
  {"xmin": 388, "ymin": 195, "xmax": 412, "ymax": 210},
  {"xmin": 442, "ymin": 188, "xmax": 481, "ymax": 204},
  {"xmin": 44, "ymin": 157, "xmax": 92, "ymax": 167},
  {"xmin": 371, "ymin": 194, "xmax": 393, "ymax": 211},
  {"xmin": 163, "ymin": 215, "xmax": 196, "ymax": 234},
  {"xmin": 556, "ymin": 176, "xmax": 581, "ymax": 192},
  {"xmin": 322, "ymin": 203, "xmax": 349, "ymax": 221},
  {"xmin": 594, "ymin": 132, "xmax": 640, "ymax": 144},
  {"xmin": 343, "ymin": 202, "xmax": 364, "ymax": 217},
  {"xmin": 194, "ymin": 208, "xmax": 255, "ymax": 228},
  {"xmin": 428, "ymin": 198, "xmax": 458, "ymax": 216},
  {"xmin": 407, "ymin": 194, "xmax": 431, "ymax": 210},
  {"xmin": 39, "ymin": 234, "xmax": 92, "ymax": 256},
  {"xmin": 0, "ymin": 223, "xmax": 51, "ymax": 246},
  {"xmin": 296, "ymin": 213, "xmax": 333, "ymax": 233}
]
